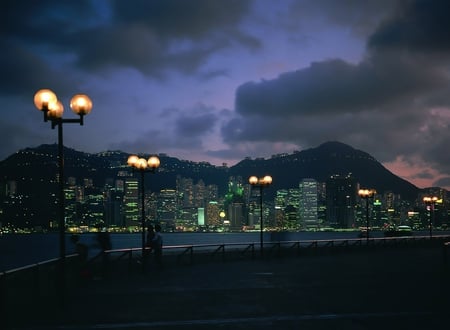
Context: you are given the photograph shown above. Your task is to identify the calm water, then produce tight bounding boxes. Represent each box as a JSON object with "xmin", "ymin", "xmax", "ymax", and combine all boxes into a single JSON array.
[{"xmin": 0, "ymin": 230, "xmax": 445, "ymax": 271}]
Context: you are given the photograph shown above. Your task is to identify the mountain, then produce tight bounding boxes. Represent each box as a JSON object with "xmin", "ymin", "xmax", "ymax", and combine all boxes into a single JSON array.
[
  {"xmin": 229, "ymin": 141, "xmax": 419, "ymax": 201},
  {"xmin": 0, "ymin": 141, "xmax": 420, "ymax": 201}
]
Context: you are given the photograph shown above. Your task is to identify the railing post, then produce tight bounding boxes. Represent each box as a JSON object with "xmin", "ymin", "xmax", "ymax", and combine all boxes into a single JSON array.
[{"xmin": 444, "ymin": 242, "xmax": 449, "ymax": 270}]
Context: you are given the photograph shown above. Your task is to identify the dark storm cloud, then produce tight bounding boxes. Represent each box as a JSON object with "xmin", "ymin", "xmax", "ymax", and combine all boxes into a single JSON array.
[
  {"xmin": 112, "ymin": 104, "xmax": 222, "ymax": 154},
  {"xmin": 174, "ymin": 112, "xmax": 218, "ymax": 137},
  {"xmin": 368, "ymin": 0, "xmax": 450, "ymax": 53},
  {"xmin": 3, "ymin": 0, "xmax": 97, "ymax": 42},
  {"xmin": 75, "ymin": 0, "xmax": 258, "ymax": 75},
  {"xmin": 235, "ymin": 56, "xmax": 444, "ymax": 117},
  {"xmin": 224, "ymin": 0, "xmax": 450, "ymax": 182},
  {"xmin": 111, "ymin": 0, "xmax": 252, "ymax": 39},
  {"xmin": 288, "ymin": 0, "xmax": 397, "ymax": 37},
  {"xmin": 2, "ymin": 0, "xmax": 258, "ymax": 94},
  {"xmin": 1, "ymin": 0, "xmax": 98, "ymax": 97},
  {"xmin": 0, "ymin": 40, "xmax": 74, "ymax": 97}
]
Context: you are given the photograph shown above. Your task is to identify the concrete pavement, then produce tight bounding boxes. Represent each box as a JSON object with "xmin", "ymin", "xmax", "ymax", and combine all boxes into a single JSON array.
[{"xmin": 6, "ymin": 245, "xmax": 450, "ymax": 329}]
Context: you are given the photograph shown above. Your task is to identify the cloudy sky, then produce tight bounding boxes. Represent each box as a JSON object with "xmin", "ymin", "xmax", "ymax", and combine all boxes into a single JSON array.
[{"xmin": 2, "ymin": 0, "xmax": 450, "ymax": 189}]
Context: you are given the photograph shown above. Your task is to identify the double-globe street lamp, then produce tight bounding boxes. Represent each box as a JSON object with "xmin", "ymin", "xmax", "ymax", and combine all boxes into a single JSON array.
[
  {"xmin": 127, "ymin": 154, "xmax": 160, "ymax": 266},
  {"xmin": 34, "ymin": 88, "xmax": 93, "ymax": 302},
  {"xmin": 423, "ymin": 196, "xmax": 438, "ymax": 239},
  {"xmin": 249, "ymin": 175, "xmax": 272, "ymax": 256},
  {"xmin": 358, "ymin": 188, "xmax": 376, "ymax": 244}
]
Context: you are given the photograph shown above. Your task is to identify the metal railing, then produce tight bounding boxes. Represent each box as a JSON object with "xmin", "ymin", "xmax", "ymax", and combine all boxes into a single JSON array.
[{"xmin": 2, "ymin": 234, "xmax": 450, "ymax": 325}]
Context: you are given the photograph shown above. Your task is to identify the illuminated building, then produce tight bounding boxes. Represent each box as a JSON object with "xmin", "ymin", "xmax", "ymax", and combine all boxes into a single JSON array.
[
  {"xmin": 124, "ymin": 178, "xmax": 139, "ymax": 227},
  {"xmin": 299, "ymin": 178, "xmax": 319, "ymax": 229},
  {"xmin": 157, "ymin": 189, "xmax": 177, "ymax": 230},
  {"xmin": 206, "ymin": 201, "xmax": 221, "ymax": 227},
  {"xmin": 228, "ymin": 202, "xmax": 244, "ymax": 231},
  {"xmin": 326, "ymin": 174, "xmax": 357, "ymax": 228}
]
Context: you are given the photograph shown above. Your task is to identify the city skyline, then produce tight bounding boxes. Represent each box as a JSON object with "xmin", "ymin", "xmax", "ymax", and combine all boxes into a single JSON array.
[
  {"xmin": 2, "ymin": 141, "xmax": 447, "ymax": 233},
  {"xmin": 2, "ymin": 0, "xmax": 450, "ymax": 190}
]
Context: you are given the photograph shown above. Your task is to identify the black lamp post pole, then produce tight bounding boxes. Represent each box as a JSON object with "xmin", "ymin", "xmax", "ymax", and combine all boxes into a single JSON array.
[
  {"xmin": 140, "ymin": 171, "xmax": 146, "ymax": 266},
  {"xmin": 365, "ymin": 196, "xmax": 369, "ymax": 245},
  {"xmin": 50, "ymin": 116, "xmax": 85, "ymax": 306},
  {"xmin": 128, "ymin": 156, "xmax": 160, "ymax": 273},
  {"xmin": 35, "ymin": 90, "xmax": 92, "ymax": 309},
  {"xmin": 259, "ymin": 186, "xmax": 264, "ymax": 255},
  {"xmin": 423, "ymin": 197, "xmax": 438, "ymax": 240},
  {"xmin": 429, "ymin": 202, "xmax": 433, "ymax": 240},
  {"xmin": 249, "ymin": 176, "xmax": 272, "ymax": 257},
  {"xmin": 57, "ymin": 121, "xmax": 66, "ymax": 260}
]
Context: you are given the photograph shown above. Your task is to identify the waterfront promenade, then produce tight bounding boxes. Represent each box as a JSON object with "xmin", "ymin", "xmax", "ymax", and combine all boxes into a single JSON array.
[{"xmin": 4, "ymin": 240, "xmax": 450, "ymax": 329}]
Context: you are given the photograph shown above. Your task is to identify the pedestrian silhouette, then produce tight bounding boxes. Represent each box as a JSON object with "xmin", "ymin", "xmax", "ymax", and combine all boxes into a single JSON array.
[
  {"xmin": 70, "ymin": 234, "xmax": 90, "ymax": 280},
  {"xmin": 152, "ymin": 224, "xmax": 163, "ymax": 269},
  {"xmin": 145, "ymin": 225, "xmax": 155, "ymax": 257}
]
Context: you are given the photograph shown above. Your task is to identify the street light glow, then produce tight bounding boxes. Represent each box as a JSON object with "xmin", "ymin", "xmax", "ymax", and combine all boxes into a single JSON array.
[
  {"xmin": 34, "ymin": 89, "xmax": 57, "ymax": 110},
  {"xmin": 33, "ymin": 87, "xmax": 92, "ymax": 307},
  {"xmin": 248, "ymin": 174, "xmax": 272, "ymax": 256},
  {"xmin": 127, "ymin": 153, "xmax": 160, "ymax": 272},
  {"xmin": 70, "ymin": 94, "xmax": 93, "ymax": 115}
]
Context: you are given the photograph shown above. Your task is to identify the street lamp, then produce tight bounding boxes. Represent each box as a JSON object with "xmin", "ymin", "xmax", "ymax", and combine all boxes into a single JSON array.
[
  {"xmin": 127, "ymin": 154, "xmax": 160, "ymax": 267},
  {"xmin": 423, "ymin": 196, "xmax": 438, "ymax": 239},
  {"xmin": 358, "ymin": 188, "xmax": 376, "ymax": 244},
  {"xmin": 249, "ymin": 175, "xmax": 272, "ymax": 256},
  {"xmin": 34, "ymin": 88, "xmax": 92, "ymax": 303}
]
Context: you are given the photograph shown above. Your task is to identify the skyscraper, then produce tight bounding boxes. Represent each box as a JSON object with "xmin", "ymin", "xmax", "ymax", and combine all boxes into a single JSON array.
[
  {"xmin": 326, "ymin": 174, "xmax": 357, "ymax": 228},
  {"xmin": 124, "ymin": 178, "xmax": 139, "ymax": 228},
  {"xmin": 299, "ymin": 178, "xmax": 319, "ymax": 229},
  {"xmin": 157, "ymin": 189, "xmax": 177, "ymax": 230}
]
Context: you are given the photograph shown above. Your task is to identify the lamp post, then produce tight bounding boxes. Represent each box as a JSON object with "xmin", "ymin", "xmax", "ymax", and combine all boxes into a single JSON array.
[
  {"xmin": 127, "ymin": 154, "xmax": 160, "ymax": 267},
  {"xmin": 358, "ymin": 188, "xmax": 376, "ymax": 244},
  {"xmin": 34, "ymin": 88, "xmax": 92, "ymax": 303},
  {"xmin": 249, "ymin": 175, "xmax": 272, "ymax": 256},
  {"xmin": 423, "ymin": 196, "xmax": 438, "ymax": 239}
]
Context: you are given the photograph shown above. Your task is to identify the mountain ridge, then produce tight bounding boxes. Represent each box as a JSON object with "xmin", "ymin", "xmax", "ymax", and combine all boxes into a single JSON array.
[{"xmin": 0, "ymin": 141, "xmax": 422, "ymax": 201}]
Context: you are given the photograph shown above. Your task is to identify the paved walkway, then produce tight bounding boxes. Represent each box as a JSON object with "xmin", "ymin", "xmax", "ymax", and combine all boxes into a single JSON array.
[{"xmin": 7, "ymin": 245, "xmax": 450, "ymax": 329}]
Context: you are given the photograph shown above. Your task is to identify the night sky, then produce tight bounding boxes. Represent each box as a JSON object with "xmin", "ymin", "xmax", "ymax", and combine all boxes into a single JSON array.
[{"xmin": 2, "ymin": 0, "xmax": 450, "ymax": 189}]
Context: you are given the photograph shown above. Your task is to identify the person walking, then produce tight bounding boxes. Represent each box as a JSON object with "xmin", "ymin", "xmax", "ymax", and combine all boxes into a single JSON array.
[
  {"xmin": 145, "ymin": 225, "xmax": 155, "ymax": 257},
  {"xmin": 152, "ymin": 224, "xmax": 163, "ymax": 269}
]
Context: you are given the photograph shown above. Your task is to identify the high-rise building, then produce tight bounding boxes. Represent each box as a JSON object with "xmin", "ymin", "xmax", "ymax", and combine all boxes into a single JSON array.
[
  {"xmin": 326, "ymin": 174, "xmax": 357, "ymax": 228},
  {"xmin": 194, "ymin": 180, "xmax": 205, "ymax": 208},
  {"xmin": 177, "ymin": 176, "xmax": 194, "ymax": 207},
  {"xmin": 124, "ymin": 178, "xmax": 139, "ymax": 228},
  {"xmin": 105, "ymin": 188, "xmax": 124, "ymax": 227},
  {"xmin": 157, "ymin": 189, "xmax": 177, "ymax": 230},
  {"xmin": 197, "ymin": 207, "xmax": 205, "ymax": 227},
  {"xmin": 299, "ymin": 178, "xmax": 319, "ymax": 229},
  {"xmin": 228, "ymin": 202, "xmax": 244, "ymax": 231},
  {"xmin": 206, "ymin": 201, "xmax": 221, "ymax": 227}
]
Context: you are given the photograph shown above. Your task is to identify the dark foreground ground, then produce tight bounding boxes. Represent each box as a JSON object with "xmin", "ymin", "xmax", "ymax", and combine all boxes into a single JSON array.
[{"xmin": 5, "ymin": 245, "xmax": 450, "ymax": 329}]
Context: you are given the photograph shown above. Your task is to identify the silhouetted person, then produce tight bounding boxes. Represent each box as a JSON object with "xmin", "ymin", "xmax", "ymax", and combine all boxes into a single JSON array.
[
  {"xmin": 70, "ymin": 234, "xmax": 90, "ymax": 280},
  {"xmin": 152, "ymin": 224, "xmax": 163, "ymax": 268},
  {"xmin": 96, "ymin": 231, "xmax": 112, "ymax": 251},
  {"xmin": 145, "ymin": 225, "xmax": 155, "ymax": 257},
  {"xmin": 96, "ymin": 231, "xmax": 112, "ymax": 278}
]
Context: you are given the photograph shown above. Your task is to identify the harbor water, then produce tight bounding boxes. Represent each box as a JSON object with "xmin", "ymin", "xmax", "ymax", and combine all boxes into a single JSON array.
[{"xmin": 0, "ymin": 230, "xmax": 442, "ymax": 272}]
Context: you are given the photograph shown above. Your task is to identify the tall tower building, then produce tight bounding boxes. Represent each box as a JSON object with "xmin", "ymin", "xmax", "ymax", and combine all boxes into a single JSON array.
[
  {"xmin": 124, "ymin": 178, "xmax": 139, "ymax": 228},
  {"xmin": 206, "ymin": 201, "xmax": 221, "ymax": 227},
  {"xmin": 228, "ymin": 202, "xmax": 244, "ymax": 231},
  {"xmin": 157, "ymin": 189, "xmax": 177, "ymax": 230},
  {"xmin": 299, "ymin": 178, "xmax": 319, "ymax": 229},
  {"xmin": 326, "ymin": 174, "xmax": 357, "ymax": 228},
  {"xmin": 194, "ymin": 180, "xmax": 206, "ymax": 208},
  {"xmin": 105, "ymin": 188, "xmax": 124, "ymax": 228},
  {"xmin": 177, "ymin": 176, "xmax": 194, "ymax": 207}
]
